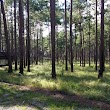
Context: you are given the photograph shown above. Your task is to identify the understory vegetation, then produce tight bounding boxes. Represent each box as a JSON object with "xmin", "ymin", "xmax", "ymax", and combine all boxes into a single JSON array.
[{"xmin": 0, "ymin": 62, "xmax": 109, "ymax": 109}]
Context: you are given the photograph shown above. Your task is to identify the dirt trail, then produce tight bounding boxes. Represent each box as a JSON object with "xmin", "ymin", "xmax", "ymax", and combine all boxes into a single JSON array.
[
  {"xmin": 32, "ymin": 88, "xmax": 110, "ymax": 110},
  {"xmin": 0, "ymin": 82, "xmax": 110, "ymax": 110}
]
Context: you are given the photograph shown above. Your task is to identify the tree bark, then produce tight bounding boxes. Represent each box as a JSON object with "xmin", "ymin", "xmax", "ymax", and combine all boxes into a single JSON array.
[
  {"xmin": 95, "ymin": 0, "xmax": 98, "ymax": 71},
  {"xmin": 79, "ymin": 23, "xmax": 82, "ymax": 66},
  {"xmin": 88, "ymin": 15, "xmax": 91, "ymax": 67},
  {"xmin": 11, "ymin": 4, "xmax": 14, "ymax": 61},
  {"xmin": 27, "ymin": 0, "xmax": 30, "ymax": 72},
  {"xmin": 98, "ymin": 0, "xmax": 105, "ymax": 78},
  {"xmin": 14, "ymin": 0, "xmax": 17, "ymax": 70},
  {"xmin": 50, "ymin": 0, "xmax": 56, "ymax": 79},
  {"xmin": 109, "ymin": 33, "xmax": 110, "ymax": 66},
  {"xmin": 65, "ymin": 0, "xmax": 68, "ymax": 71},
  {"xmin": 19, "ymin": 0, "xmax": 24, "ymax": 74},
  {"xmin": 70, "ymin": 0, "xmax": 73, "ymax": 72},
  {"xmin": 1, "ymin": 1, "xmax": 12, "ymax": 73},
  {"xmin": 0, "ymin": 3, "xmax": 1, "ymax": 51},
  {"xmin": 36, "ymin": 28, "xmax": 39, "ymax": 65}
]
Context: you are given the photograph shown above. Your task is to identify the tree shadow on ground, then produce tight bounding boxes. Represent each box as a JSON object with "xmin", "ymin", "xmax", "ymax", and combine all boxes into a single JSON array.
[
  {"xmin": 0, "ymin": 84, "xmax": 89, "ymax": 110},
  {"xmin": 0, "ymin": 64, "xmax": 110, "ymax": 107}
]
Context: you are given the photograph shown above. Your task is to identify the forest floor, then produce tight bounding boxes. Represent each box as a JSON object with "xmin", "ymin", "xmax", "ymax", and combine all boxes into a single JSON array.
[{"xmin": 0, "ymin": 62, "xmax": 110, "ymax": 110}]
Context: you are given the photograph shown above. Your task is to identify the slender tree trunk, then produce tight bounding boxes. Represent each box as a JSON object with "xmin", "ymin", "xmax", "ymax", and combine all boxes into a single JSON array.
[
  {"xmin": 56, "ymin": 26, "xmax": 59, "ymax": 63},
  {"xmin": 22, "ymin": 7, "xmax": 25, "ymax": 68},
  {"xmin": 50, "ymin": 0, "xmax": 56, "ymax": 79},
  {"xmin": 98, "ymin": 0, "xmax": 105, "ymax": 78},
  {"xmin": 19, "ymin": 0, "xmax": 24, "ymax": 74},
  {"xmin": 40, "ymin": 24, "xmax": 43, "ymax": 64},
  {"xmin": 1, "ymin": 1, "xmax": 12, "ymax": 73},
  {"xmin": 26, "ymin": 36, "xmax": 28, "ymax": 66},
  {"xmin": 0, "ymin": 3, "xmax": 1, "ymax": 51},
  {"xmin": 36, "ymin": 28, "xmax": 39, "ymax": 65},
  {"xmin": 23, "ymin": 34, "xmax": 26, "ymax": 68},
  {"xmin": 65, "ymin": 0, "xmax": 68, "ymax": 71},
  {"xmin": 42, "ymin": 30, "xmax": 43, "ymax": 64},
  {"xmin": 0, "ymin": 2, "xmax": 2, "ymax": 66},
  {"xmin": 48, "ymin": 23, "xmax": 51, "ymax": 59},
  {"xmin": 79, "ymin": 23, "xmax": 82, "ymax": 66},
  {"xmin": 11, "ymin": 4, "xmax": 14, "ymax": 60},
  {"xmin": 105, "ymin": 41, "xmax": 108, "ymax": 64},
  {"xmin": 109, "ymin": 33, "xmax": 110, "ymax": 66},
  {"xmin": 95, "ymin": 0, "xmax": 98, "ymax": 71},
  {"xmin": 93, "ymin": 44, "xmax": 96, "ymax": 66},
  {"xmin": 34, "ymin": 28, "xmax": 36, "ymax": 64},
  {"xmin": 88, "ymin": 16, "xmax": 91, "ymax": 66},
  {"xmin": 82, "ymin": 29, "xmax": 84, "ymax": 67},
  {"xmin": 14, "ymin": 0, "xmax": 17, "ymax": 70},
  {"xmin": 70, "ymin": 0, "xmax": 73, "ymax": 72},
  {"xmin": 27, "ymin": 0, "xmax": 30, "ymax": 72},
  {"xmin": 83, "ymin": 31, "xmax": 85, "ymax": 67},
  {"xmin": 23, "ymin": 37, "xmax": 25, "ymax": 68},
  {"xmin": 74, "ymin": 24, "xmax": 77, "ymax": 62}
]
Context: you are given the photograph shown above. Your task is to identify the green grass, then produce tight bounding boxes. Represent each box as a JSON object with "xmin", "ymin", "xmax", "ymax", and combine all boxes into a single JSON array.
[
  {"xmin": 0, "ymin": 62, "xmax": 109, "ymax": 109},
  {"xmin": 0, "ymin": 82, "xmax": 99, "ymax": 110}
]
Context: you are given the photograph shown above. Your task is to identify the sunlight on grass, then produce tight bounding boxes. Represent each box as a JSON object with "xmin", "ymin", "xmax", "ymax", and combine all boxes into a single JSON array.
[
  {"xmin": 0, "ymin": 83, "xmax": 97, "ymax": 110},
  {"xmin": 0, "ymin": 62, "xmax": 110, "ymax": 105}
]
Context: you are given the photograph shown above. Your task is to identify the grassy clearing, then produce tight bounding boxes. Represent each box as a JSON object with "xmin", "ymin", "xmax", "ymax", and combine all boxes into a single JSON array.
[
  {"xmin": 0, "ymin": 62, "xmax": 109, "ymax": 109},
  {"xmin": 0, "ymin": 82, "xmax": 99, "ymax": 110}
]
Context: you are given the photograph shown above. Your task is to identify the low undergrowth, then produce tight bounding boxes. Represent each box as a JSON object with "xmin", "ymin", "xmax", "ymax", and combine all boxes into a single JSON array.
[{"xmin": 0, "ymin": 62, "xmax": 109, "ymax": 109}]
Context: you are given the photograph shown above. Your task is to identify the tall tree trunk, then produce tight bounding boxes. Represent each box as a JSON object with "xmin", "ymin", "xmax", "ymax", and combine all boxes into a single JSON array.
[
  {"xmin": 27, "ymin": 0, "xmax": 30, "ymax": 72},
  {"xmin": 11, "ymin": 4, "xmax": 14, "ymax": 60},
  {"xmin": 23, "ymin": 38, "xmax": 26, "ymax": 68},
  {"xmin": 56, "ymin": 26, "xmax": 59, "ymax": 63},
  {"xmin": 88, "ymin": 16, "xmax": 91, "ymax": 66},
  {"xmin": 14, "ymin": 0, "xmax": 17, "ymax": 70},
  {"xmin": 70, "ymin": 0, "xmax": 73, "ymax": 72},
  {"xmin": 1, "ymin": 1, "xmax": 12, "ymax": 73},
  {"xmin": 79, "ymin": 23, "xmax": 82, "ymax": 66},
  {"xmin": 26, "ymin": 36, "xmax": 28, "ymax": 66},
  {"xmin": 65, "ymin": 0, "xmax": 68, "ymax": 71},
  {"xmin": 50, "ymin": 0, "xmax": 56, "ymax": 79},
  {"xmin": 40, "ymin": 23, "xmax": 43, "ymax": 64},
  {"xmin": 0, "ymin": 3, "xmax": 1, "ymax": 51},
  {"xmin": 109, "ymin": 33, "xmax": 110, "ymax": 66},
  {"xmin": 82, "ymin": 31, "xmax": 85, "ymax": 67},
  {"xmin": 98, "ymin": 0, "xmax": 105, "ymax": 78},
  {"xmin": 19, "ymin": 0, "xmax": 24, "ymax": 74},
  {"xmin": 34, "ymin": 27, "xmax": 36, "ymax": 64},
  {"xmin": 36, "ymin": 28, "xmax": 39, "ymax": 65},
  {"xmin": 82, "ymin": 29, "xmax": 84, "ymax": 67},
  {"xmin": 48, "ymin": 21, "xmax": 51, "ymax": 60},
  {"xmin": 74, "ymin": 24, "xmax": 77, "ymax": 62},
  {"xmin": 95, "ymin": 0, "xmax": 98, "ymax": 71},
  {"xmin": 94, "ymin": 44, "xmax": 96, "ymax": 64},
  {"xmin": 22, "ymin": 7, "xmax": 25, "ymax": 68}
]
